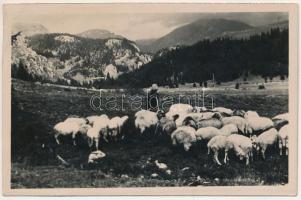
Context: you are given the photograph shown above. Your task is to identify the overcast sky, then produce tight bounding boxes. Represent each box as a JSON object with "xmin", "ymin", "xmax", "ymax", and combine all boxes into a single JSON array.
[{"xmin": 13, "ymin": 12, "xmax": 288, "ymax": 40}]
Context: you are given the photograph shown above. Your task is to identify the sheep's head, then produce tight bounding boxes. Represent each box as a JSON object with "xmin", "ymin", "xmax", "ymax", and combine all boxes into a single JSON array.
[
  {"xmin": 212, "ymin": 112, "xmax": 223, "ymax": 120},
  {"xmin": 250, "ymin": 135, "xmax": 260, "ymax": 151},
  {"xmin": 233, "ymin": 109, "xmax": 245, "ymax": 117},
  {"xmin": 156, "ymin": 110, "xmax": 166, "ymax": 120},
  {"xmin": 79, "ymin": 124, "xmax": 92, "ymax": 135},
  {"xmin": 183, "ymin": 143, "xmax": 192, "ymax": 151},
  {"xmin": 182, "ymin": 117, "xmax": 197, "ymax": 130}
]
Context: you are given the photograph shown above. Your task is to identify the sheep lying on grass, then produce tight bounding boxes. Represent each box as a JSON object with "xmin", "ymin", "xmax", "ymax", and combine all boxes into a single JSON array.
[
  {"xmin": 171, "ymin": 126, "xmax": 197, "ymax": 151},
  {"xmin": 88, "ymin": 150, "xmax": 106, "ymax": 164},
  {"xmin": 207, "ymin": 135, "xmax": 228, "ymax": 165},
  {"xmin": 251, "ymin": 128, "xmax": 279, "ymax": 159},
  {"xmin": 224, "ymin": 134, "xmax": 253, "ymax": 166},
  {"xmin": 135, "ymin": 110, "xmax": 158, "ymax": 134},
  {"xmin": 278, "ymin": 125, "xmax": 289, "ymax": 156}
]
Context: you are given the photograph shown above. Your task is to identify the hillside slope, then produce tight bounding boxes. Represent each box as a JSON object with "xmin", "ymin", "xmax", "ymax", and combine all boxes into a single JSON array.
[{"xmin": 12, "ymin": 33, "xmax": 151, "ymax": 85}]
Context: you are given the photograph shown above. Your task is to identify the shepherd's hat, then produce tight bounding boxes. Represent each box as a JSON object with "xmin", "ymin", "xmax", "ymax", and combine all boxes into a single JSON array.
[{"xmin": 151, "ymin": 84, "xmax": 158, "ymax": 91}]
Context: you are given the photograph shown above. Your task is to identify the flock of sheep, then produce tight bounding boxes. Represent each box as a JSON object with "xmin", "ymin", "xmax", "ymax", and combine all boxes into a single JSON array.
[{"xmin": 53, "ymin": 103, "xmax": 289, "ymax": 166}]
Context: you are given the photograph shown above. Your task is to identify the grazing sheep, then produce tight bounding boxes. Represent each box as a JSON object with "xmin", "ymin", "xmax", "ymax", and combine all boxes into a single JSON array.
[
  {"xmin": 212, "ymin": 107, "xmax": 233, "ymax": 116},
  {"xmin": 221, "ymin": 116, "xmax": 252, "ymax": 135},
  {"xmin": 195, "ymin": 127, "xmax": 221, "ymax": 141},
  {"xmin": 53, "ymin": 121, "xmax": 87, "ymax": 145},
  {"xmin": 156, "ymin": 113, "xmax": 178, "ymax": 136},
  {"xmin": 251, "ymin": 128, "xmax": 279, "ymax": 159},
  {"xmin": 166, "ymin": 104, "xmax": 193, "ymax": 127},
  {"xmin": 108, "ymin": 115, "xmax": 129, "ymax": 140},
  {"xmin": 88, "ymin": 150, "xmax": 106, "ymax": 163},
  {"xmin": 87, "ymin": 127, "xmax": 100, "ymax": 150},
  {"xmin": 272, "ymin": 113, "xmax": 289, "ymax": 130},
  {"xmin": 244, "ymin": 110, "xmax": 260, "ymax": 118},
  {"xmin": 207, "ymin": 135, "xmax": 228, "ymax": 165},
  {"xmin": 93, "ymin": 116, "xmax": 111, "ymax": 142},
  {"xmin": 245, "ymin": 115, "xmax": 274, "ymax": 135},
  {"xmin": 273, "ymin": 113, "xmax": 289, "ymax": 121},
  {"xmin": 171, "ymin": 126, "xmax": 197, "ymax": 151},
  {"xmin": 64, "ymin": 117, "xmax": 88, "ymax": 126},
  {"xmin": 224, "ymin": 134, "xmax": 253, "ymax": 166},
  {"xmin": 220, "ymin": 124, "xmax": 238, "ymax": 136},
  {"xmin": 86, "ymin": 114, "xmax": 109, "ymax": 126},
  {"xmin": 167, "ymin": 103, "xmax": 193, "ymax": 117},
  {"xmin": 278, "ymin": 125, "xmax": 289, "ymax": 156},
  {"xmin": 134, "ymin": 110, "xmax": 158, "ymax": 133},
  {"xmin": 196, "ymin": 118, "xmax": 223, "ymax": 129},
  {"xmin": 273, "ymin": 118, "xmax": 288, "ymax": 130}
]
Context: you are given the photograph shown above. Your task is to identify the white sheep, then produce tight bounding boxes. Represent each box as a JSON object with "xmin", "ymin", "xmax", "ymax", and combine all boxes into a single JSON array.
[
  {"xmin": 171, "ymin": 126, "xmax": 197, "ymax": 151},
  {"xmin": 244, "ymin": 110, "xmax": 260, "ymax": 118},
  {"xmin": 88, "ymin": 150, "xmax": 106, "ymax": 163},
  {"xmin": 156, "ymin": 114, "xmax": 178, "ymax": 136},
  {"xmin": 53, "ymin": 121, "xmax": 89, "ymax": 145},
  {"xmin": 166, "ymin": 104, "xmax": 193, "ymax": 127},
  {"xmin": 224, "ymin": 134, "xmax": 253, "ymax": 166},
  {"xmin": 92, "ymin": 116, "xmax": 111, "ymax": 141},
  {"xmin": 273, "ymin": 113, "xmax": 289, "ymax": 121},
  {"xmin": 219, "ymin": 124, "xmax": 238, "ymax": 136},
  {"xmin": 195, "ymin": 127, "xmax": 221, "ymax": 141},
  {"xmin": 166, "ymin": 103, "xmax": 193, "ymax": 117},
  {"xmin": 134, "ymin": 110, "xmax": 158, "ymax": 133},
  {"xmin": 245, "ymin": 115, "xmax": 274, "ymax": 134},
  {"xmin": 108, "ymin": 115, "xmax": 129, "ymax": 139},
  {"xmin": 207, "ymin": 135, "xmax": 228, "ymax": 165},
  {"xmin": 64, "ymin": 117, "xmax": 88, "ymax": 126},
  {"xmin": 86, "ymin": 114, "xmax": 109, "ymax": 126},
  {"xmin": 221, "ymin": 116, "xmax": 252, "ymax": 135},
  {"xmin": 212, "ymin": 107, "xmax": 233, "ymax": 116},
  {"xmin": 278, "ymin": 124, "xmax": 289, "ymax": 155},
  {"xmin": 251, "ymin": 128, "xmax": 279, "ymax": 159}
]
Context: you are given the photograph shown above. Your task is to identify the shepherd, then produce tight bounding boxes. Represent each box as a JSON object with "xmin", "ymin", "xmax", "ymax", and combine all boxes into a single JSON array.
[{"xmin": 147, "ymin": 84, "xmax": 159, "ymax": 112}]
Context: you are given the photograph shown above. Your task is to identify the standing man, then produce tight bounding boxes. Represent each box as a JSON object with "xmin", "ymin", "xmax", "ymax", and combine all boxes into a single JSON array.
[{"xmin": 148, "ymin": 84, "xmax": 159, "ymax": 112}]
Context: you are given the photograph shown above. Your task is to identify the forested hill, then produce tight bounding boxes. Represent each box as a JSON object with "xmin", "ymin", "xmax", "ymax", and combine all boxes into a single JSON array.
[{"xmin": 116, "ymin": 28, "xmax": 288, "ymax": 88}]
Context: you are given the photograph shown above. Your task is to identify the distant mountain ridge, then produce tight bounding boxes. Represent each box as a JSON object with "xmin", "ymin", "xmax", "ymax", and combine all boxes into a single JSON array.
[
  {"xmin": 77, "ymin": 29, "xmax": 124, "ymax": 39},
  {"xmin": 12, "ymin": 23, "xmax": 49, "ymax": 36},
  {"xmin": 140, "ymin": 18, "xmax": 253, "ymax": 53},
  {"xmin": 138, "ymin": 19, "xmax": 288, "ymax": 53}
]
